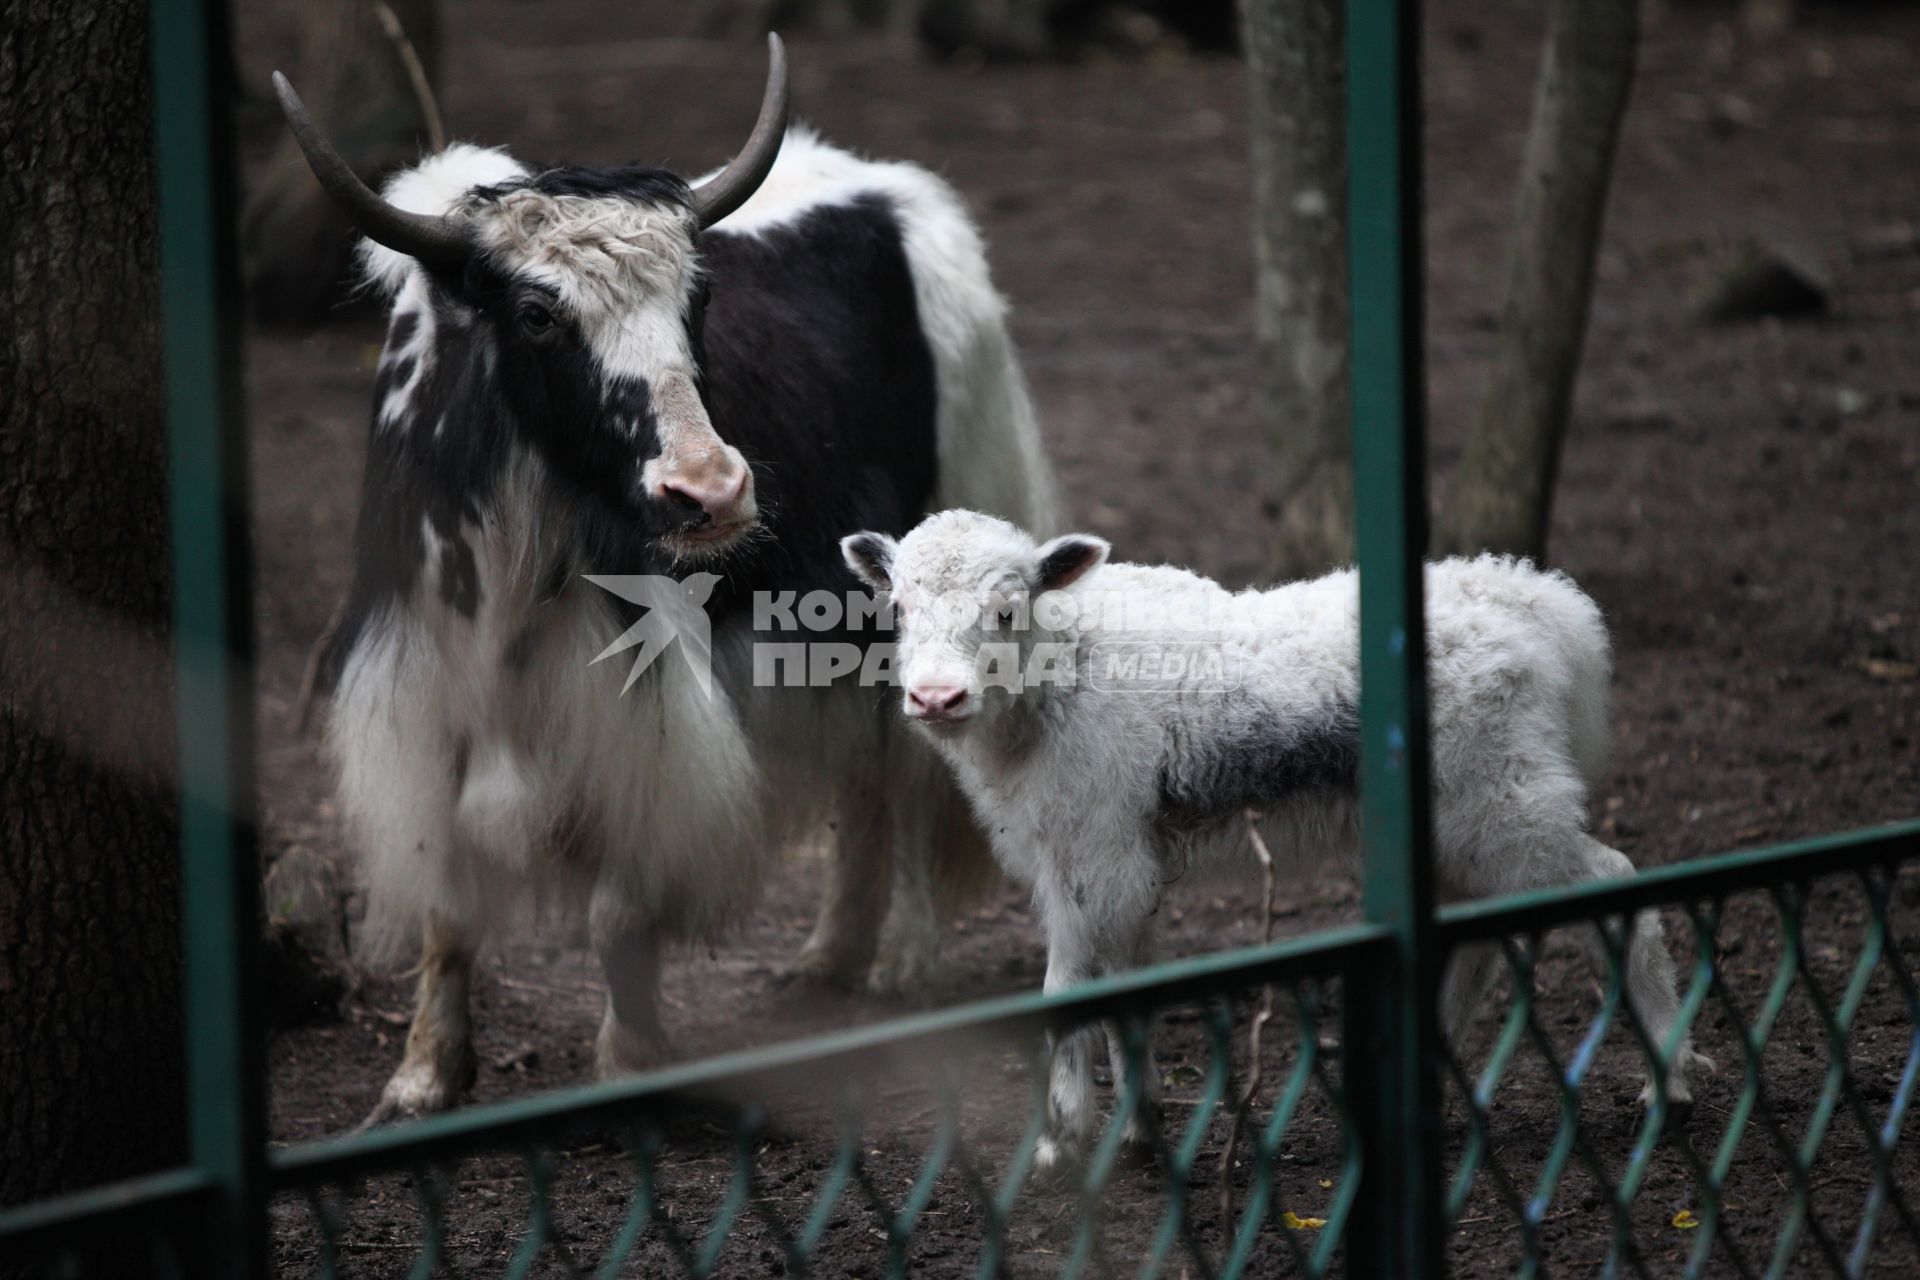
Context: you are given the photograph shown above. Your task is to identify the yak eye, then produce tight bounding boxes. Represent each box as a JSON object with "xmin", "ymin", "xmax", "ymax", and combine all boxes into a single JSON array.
[{"xmin": 516, "ymin": 301, "xmax": 557, "ymax": 335}]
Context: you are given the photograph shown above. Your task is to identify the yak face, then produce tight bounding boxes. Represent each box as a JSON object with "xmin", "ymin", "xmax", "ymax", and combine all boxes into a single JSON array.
[
  {"xmin": 451, "ymin": 167, "xmax": 757, "ymax": 560},
  {"xmin": 275, "ymin": 36, "xmax": 788, "ymax": 566}
]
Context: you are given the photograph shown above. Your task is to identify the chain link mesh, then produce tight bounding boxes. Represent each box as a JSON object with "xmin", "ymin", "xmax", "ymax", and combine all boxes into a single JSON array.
[
  {"xmin": 262, "ymin": 975, "xmax": 1358, "ymax": 1278},
  {"xmin": 1439, "ymin": 862, "xmax": 1920, "ymax": 1277},
  {"xmin": 12, "ymin": 846, "xmax": 1920, "ymax": 1277}
]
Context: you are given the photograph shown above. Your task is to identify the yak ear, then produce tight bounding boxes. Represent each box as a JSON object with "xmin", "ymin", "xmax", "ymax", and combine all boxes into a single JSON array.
[
  {"xmin": 1033, "ymin": 534, "xmax": 1109, "ymax": 592},
  {"xmin": 840, "ymin": 532, "xmax": 898, "ymax": 591}
]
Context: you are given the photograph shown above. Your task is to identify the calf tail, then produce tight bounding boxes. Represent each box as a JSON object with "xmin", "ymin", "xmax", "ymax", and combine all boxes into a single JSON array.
[{"xmin": 1552, "ymin": 578, "xmax": 1615, "ymax": 809}]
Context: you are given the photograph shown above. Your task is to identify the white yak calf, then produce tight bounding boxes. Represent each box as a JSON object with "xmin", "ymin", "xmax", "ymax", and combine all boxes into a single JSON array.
[{"xmin": 843, "ymin": 510, "xmax": 1710, "ymax": 1174}]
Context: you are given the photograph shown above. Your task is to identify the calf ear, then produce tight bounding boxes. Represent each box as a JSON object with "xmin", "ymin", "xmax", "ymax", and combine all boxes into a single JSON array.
[
  {"xmin": 1033, "ymin": 534, "xmax": 1109, "ymax": 592},
  {"xmin": 840, "ymin": 532, "xmax": 898, "ymax": 591}
]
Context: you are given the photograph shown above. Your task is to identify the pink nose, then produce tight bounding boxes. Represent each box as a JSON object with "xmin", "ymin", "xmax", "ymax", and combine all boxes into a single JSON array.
[
  {"xmin": 658, "ymin": 467, "xmax": 750, "ymax": 522},
  {"xmin": 906, "ymin": 684, "xmax": 968, "ymax": 718}
]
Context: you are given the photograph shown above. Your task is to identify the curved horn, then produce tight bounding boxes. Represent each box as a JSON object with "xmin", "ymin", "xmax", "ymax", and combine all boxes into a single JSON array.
[
  {"xmin": 272, "ymin": 71, "xmax": 472, "ymax": 267},
  {"xmin": 690, "ymin": 34, "xmax": 792, "ymax": 229}
]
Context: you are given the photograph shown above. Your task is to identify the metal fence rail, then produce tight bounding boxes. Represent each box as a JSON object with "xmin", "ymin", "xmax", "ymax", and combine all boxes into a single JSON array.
[
  {"xmin": 13, "ymin": 825, "xmax": 1918, "ymax": 1276},
  {"xmin": 265, "ymin": 930, "xmax": 1386, "ymax": 1279},
  {"xmin": 3, "ymin": 0, "xmax": 1917, "ymax": 1275}
]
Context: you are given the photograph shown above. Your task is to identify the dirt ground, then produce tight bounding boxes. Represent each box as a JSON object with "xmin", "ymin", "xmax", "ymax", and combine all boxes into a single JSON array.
[{"xmin": 233, "ymin": 0, "xmax": 1920, "ymax": 1274}]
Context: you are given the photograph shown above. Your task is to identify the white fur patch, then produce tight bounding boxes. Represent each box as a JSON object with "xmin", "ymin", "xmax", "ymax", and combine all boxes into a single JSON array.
[
  {"xmin": 358, "ymin": 143, "xmax": 528, "ymax": 296},
  {"xmin": 475, "ymin": 190, "xmax": 696, "ymax": 308}
]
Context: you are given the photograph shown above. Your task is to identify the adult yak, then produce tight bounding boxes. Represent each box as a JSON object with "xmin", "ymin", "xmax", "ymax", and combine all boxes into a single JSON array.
[{"xmin": 278, "ymin": 36, "xmax": 1057, "ymax": 1121}]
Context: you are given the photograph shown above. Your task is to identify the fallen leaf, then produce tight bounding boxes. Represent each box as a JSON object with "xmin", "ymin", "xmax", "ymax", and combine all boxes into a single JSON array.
[
  {"xmin": 1282, "ymin": 1211, "xmax": 1327, "ymax": 1230},
  {"xmin": 1672, "ymin": 1209, "xmax": 1700, "ymax": 1230}
]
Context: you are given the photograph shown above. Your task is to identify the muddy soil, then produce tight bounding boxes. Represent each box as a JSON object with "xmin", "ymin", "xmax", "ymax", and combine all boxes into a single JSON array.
[{"xmin": 234, "ymin": 0, "xmax": 1920, "ymax": 1273}]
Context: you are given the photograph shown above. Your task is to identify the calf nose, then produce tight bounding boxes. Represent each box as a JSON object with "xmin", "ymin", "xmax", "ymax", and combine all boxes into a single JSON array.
[{"xmin": 906, "ymin": 684, "xmax": 968, "ymax": 718}]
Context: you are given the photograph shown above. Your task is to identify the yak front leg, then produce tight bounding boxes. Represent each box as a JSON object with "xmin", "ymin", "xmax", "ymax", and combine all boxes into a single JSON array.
[
  {"xmin": 790, "ymin": 781, "xmax": 891, "ymax": 989},
  {"xmin": 867, "ymin": 788, "xmax": 941, "ymax": 995},
  {"xmin": 365, "ymin": 913, "xmax": 478, "ymax": 1126},
  {"xmin": 595, "ymin": 926, "xmax": 676, "ymax": 1079}
]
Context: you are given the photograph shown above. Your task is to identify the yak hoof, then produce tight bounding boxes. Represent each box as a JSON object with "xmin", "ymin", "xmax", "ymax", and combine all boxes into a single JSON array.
[
  {"xmin": 865, "ymin": 940, "xmax": 937, "ymax": 997},
  {"xmin": 783, "ymin": 940, "xmax": 868, "ymax": 991},
  {"xmin": 594, "ymin": 1018, "xmax": 677, "ymax": 1081},
  {"xmin": 361, "ymin": 1055, "xmax": 471, "ymax": 1129},
  {"xmin": 1031, "ymin": 1135, "xmax": 1088, "ymax": 1187}
]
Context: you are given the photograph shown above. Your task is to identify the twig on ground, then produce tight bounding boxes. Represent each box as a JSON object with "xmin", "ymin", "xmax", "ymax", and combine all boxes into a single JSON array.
[{"xmin": 1219, "ymin": 808, "xmax": 1279, "ymax": 1224}]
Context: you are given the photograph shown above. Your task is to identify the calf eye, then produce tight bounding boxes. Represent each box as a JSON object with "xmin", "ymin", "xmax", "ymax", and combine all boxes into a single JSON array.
[{"xmin": 516, "ymin": 302, "xmax": 557, "ymax": 336}]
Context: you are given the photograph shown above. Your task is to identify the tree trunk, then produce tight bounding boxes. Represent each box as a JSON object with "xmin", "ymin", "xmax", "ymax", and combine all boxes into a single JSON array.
[
  {"xmin": 1435, "ymin": 0, "xmax": 1637, "ymax": 560},
  {"xmin": 0, "ymin": 0, "xmax": 186, "ymax": 1208},
  {"xmin": 1239, "ymin": 0, "xmax": 1351, "ymax": 581},
  {"xmin": 242, "ymin": 0, "xmax": 440, "ymax": 326}
]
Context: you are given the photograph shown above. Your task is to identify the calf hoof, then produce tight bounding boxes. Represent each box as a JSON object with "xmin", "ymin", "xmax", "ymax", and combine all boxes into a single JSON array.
[
  {"xmin": 361, "ymin": 1054, "xmax": 473, "ymax": 1129},
  {"xmin": 1635, "ymin": 1049, "xmax": 1714, "ymax": 1130},
  {"xmin": 1114, "ymin": 1137, "xmax": 1161, "ymax": 1173},
  {"xmin": 1635, "ymin": 1049, "xmax": 1716, "ymax": 1105},
  {"xmin": 1117, "ymin": 1108, "xmax": 1164, "ymax": 1170}
]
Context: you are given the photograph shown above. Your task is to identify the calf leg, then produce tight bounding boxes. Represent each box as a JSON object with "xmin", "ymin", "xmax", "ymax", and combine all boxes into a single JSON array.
[
  {"xmin": 1571, "ymin": 837, "xmax": 1714, "ymax": 1110},
  {"xmin": 1438, "ymin": 942, "xmax": 1502, "ymax": 1050},
  {"xmin": 1036, "ymin": 908, "xmax": 1104, "ymax": 1177},
  {"xmin": 595, "ymin": 926, "xmax": 675, "ymax": 1079},
  {"xmin": 365, "ymin": 913, "xmax": 477, "ymax": 1126},
  {"xmin": 1457, "ymin": 827, "xmax": 1711, "ymax": 1112},
  {"xmin": 1104, "ymin": 913, "xmax": 1164, "ymax": 1154}
]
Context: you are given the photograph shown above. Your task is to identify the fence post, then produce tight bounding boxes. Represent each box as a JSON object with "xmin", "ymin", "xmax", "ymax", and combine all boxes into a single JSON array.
[
  {"xmin": 150, "ymin": 1, "xmax": 265, "ymax": 1276},
  {"xmin": 1342, "ymin": 0, "xmax": 1443, "ymax": 1276}
]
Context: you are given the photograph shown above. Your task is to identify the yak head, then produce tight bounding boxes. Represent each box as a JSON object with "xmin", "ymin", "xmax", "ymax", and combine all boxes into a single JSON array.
[{"xmin": 276, "ymin": 36, "xmax": 790, "ymax": 563}]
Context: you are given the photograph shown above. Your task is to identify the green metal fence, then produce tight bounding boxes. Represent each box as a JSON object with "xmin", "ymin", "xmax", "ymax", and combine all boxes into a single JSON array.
[{"xmin": 4, "ymin": 0, "xmax": 1918, "ymax": 1275}]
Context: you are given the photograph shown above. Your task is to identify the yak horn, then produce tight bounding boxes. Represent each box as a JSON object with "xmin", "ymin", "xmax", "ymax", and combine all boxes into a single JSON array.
[
  {"xmin": 273, "ymin": 71, "xmax": 472, "ymax": 267},
  {"xmin": 689, "ymin": 34, "xmax": 791, "ymax": 229}
]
